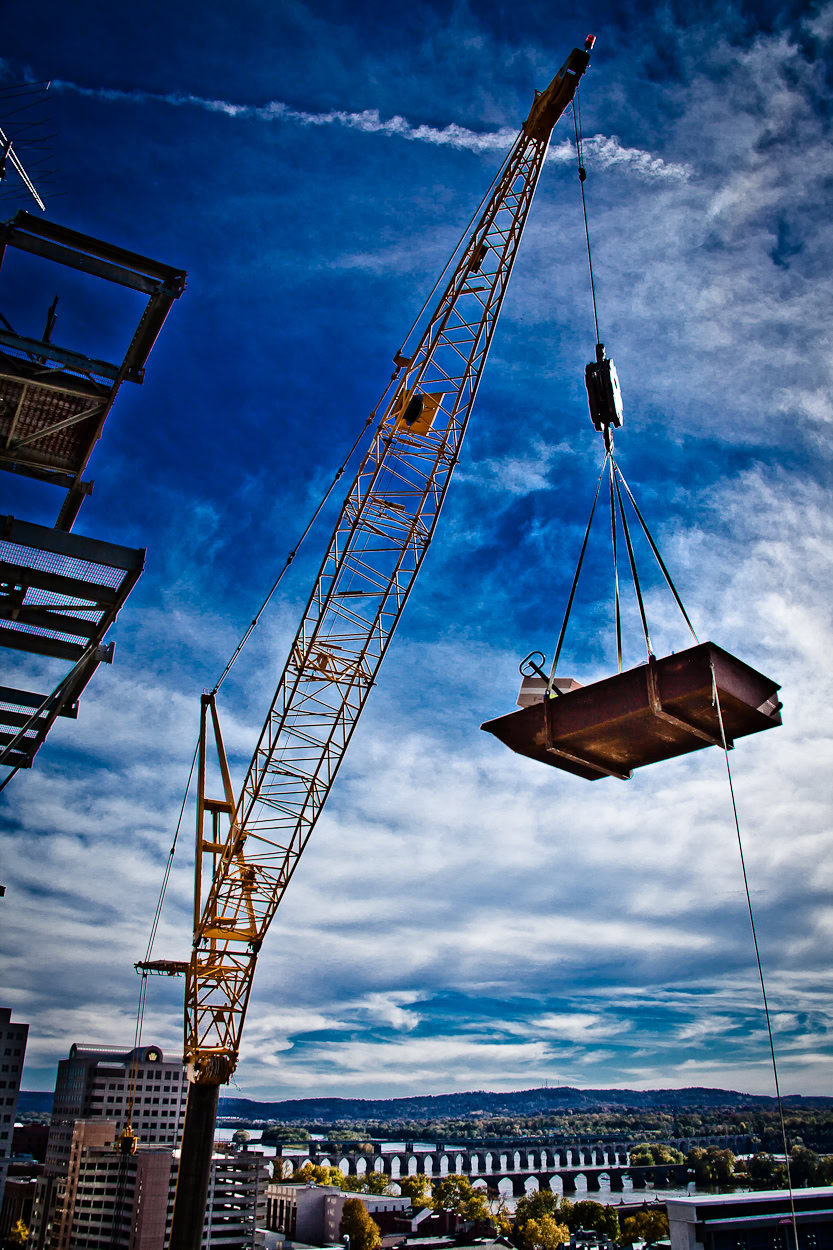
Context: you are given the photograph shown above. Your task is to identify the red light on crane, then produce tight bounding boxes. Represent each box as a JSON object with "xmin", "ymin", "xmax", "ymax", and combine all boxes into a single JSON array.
[{"xmin": 585, "ymin": 34, "xmax": 596, "ymax": 50}]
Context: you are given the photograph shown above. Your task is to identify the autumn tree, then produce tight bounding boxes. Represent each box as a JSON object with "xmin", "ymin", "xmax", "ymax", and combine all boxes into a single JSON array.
[
  {"xmin": 630, "ymin": 1144, "xmax": 684, "ymax": 1166},
  {"xmin": 516, "ymin": 1189, "xmax": 560, "ymax": 1225},
  {"xmin": 8, "ymin": 1221, "xmax": 29, "ymax": 1247},
  {"xmin": 339, "ymin": 1199, "xmax": 381, "ymax": 1250},
  {"xmin": 398, "ymin": 1174, "xmax": 433, "ymax": 1208},
  {"xmin": 620, "ymin": 1211, "xmax": 669, "ymax": 1245},
  {"xmin": 431, "ymin": 1175, "xmax": 490, "ymax": 1220},
  {"xmin": 523, "ymin": 1215, "xmax": 572, "ymax": 1250},
  {"xmin": 292, "ymin": 1162, "xmax": 349, "ymax": 1187}
]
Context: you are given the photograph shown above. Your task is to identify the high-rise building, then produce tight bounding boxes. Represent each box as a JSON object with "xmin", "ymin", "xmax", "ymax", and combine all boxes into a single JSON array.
[
  {"xmin": 0, "ymin": 1008, "xmax": 29, "ymax": 1213},
  {"xmin": 31, "ymin": 1043, "xmax": 186, "ymax": 1250},
  {"xmin": 48, "ymin": 1123, "xmax": 267, "ymax": 1250},
  {"xmin": 49, "ymin": 1120, "xmax": 172, "ymax": 1250}
]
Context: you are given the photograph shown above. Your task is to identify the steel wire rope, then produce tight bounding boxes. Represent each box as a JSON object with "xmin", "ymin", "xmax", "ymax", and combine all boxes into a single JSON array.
[
  {"xmin": 572, "ymin": 88, "xmax": 601, "ymax": 346},
  {"xmin": 130, "ymin": 371, "xmax": 404, "ymax": 1044},
  {"xmin": 547, "ymin": 451, "xmax": 609, "ymax": 690},
  {"xmin": 126, "ymin": 738, "xmax": 200, "ymax": 1123},
  {"xmin": 613, "ymin": 462, "xmax": 699, "ymax": 645},
  {"xmin": 608, "ymin": 456, "xmax": 623, "ymax": 673},
  {"xmin": 710, "ymin": 667, "xmax": 800, "ymax": 1250},
  {"xmin": 301, "ymin": 149, "xmax": 525, "ymax": 670},
  {"xmin": 133, "ymin": 126, "xmax": 539, "ymax": 1035},
  {"xmin": 397, "ymin": 137, "xmax": 519, "ymax": 360},
  {"xmin": 612, "ymin": 460, "xmax": 654, "ymax": 660}
]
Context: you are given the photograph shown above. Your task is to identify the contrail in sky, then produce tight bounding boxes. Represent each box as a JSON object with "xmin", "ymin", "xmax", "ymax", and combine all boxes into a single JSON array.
[{"xmin": 52, "ymin": 80, "xmax": 691, "ymax": 180}]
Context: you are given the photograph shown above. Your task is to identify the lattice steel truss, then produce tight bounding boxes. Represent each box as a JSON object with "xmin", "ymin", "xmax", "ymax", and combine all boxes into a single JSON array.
[{"xmin": 174, "ymin": 45, "xmax": 591, "ymax": 1084}]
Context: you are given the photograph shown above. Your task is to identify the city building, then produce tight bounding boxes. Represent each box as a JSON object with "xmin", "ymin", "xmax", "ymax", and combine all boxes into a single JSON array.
[
  {"xmin": 49, "ymin": 1119, "xmax": 173, "ymax": 1250},
  {"xmin": 667, "ymin": 1187, "xmax": 833, "ymax": 1250},
  {"xmin": 264, "ymin": 1181, "xmax": 411, "ymax": 1245},
  {"xmin": 200, "ymin": 1145, "xmax": 269, "ymax": 1249},
  {"xmin": 41, "ymin": 1117, "xmax": 267, "ymax": 1250},
  {"xmin": 30, "ymin": 1043, "xmax": 186, "ymax": 1250},
  {"xmin": 0, "ymin": 1008, "xmax": 29, "ymax": 1213}
]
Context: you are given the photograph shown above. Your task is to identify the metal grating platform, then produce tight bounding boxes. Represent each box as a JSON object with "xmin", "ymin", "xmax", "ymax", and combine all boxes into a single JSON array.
[
  {"xmin": 0, "ymin": 211, "xmax": 186, "ymax": 528},
  {"xmin": 481, "ymin": 642, "xmax": 782, "ymax": 781},
  {"xmin": 0, "ymin": 515, "xmax": 144, "ymax": 767}
]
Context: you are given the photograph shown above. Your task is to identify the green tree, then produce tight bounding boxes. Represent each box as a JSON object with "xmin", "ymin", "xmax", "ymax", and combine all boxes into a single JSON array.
[
  {"xmin": 686, "ymin": 1148, "xmax": 735, "ymax": 1187},
  {"xmin": 620, "ymin": 1212, "xmax": 669, "ymax": 1245},
  {"xmin": 398, "ymin": 1175, "xmax": 433, "ymax": 1209},
  {"xmin": 262, "ymin": 1125, "xmax": 311, "ymax": 1143},
  {"xmin": 524, "ymin": 1215, "xmax": 571, "ymax": 1250},
  {"xmin": 748, "ymin": 1153, "xmax": 777, "ymax": 1186},
  {"xmin": 431, "ymin": 1175, "xmax": 490, "ymax": 1220},
  {"xmin": 339, "ymin": 1199, "xmax": 381, "ymax": 1250},
  {"xmin": 789, "ymin": 1146, "xmax": 821, "ymax": 1187},
  {"xmin": 565, "ymin": 1201, "xmax": 620, "ymax": 1241}
]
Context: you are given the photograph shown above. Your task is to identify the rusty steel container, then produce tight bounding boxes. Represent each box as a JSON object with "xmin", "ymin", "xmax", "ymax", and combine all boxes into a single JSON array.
[{"xmin": 481, "ymin": 642, "xmax": 781, "ymax": 781}]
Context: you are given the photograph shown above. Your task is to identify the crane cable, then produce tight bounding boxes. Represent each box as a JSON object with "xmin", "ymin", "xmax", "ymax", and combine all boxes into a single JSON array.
[
  {"xmin": 129, "ymin": 128, "xmax": 528, "ymax": 1007},
  {"xmin": 711, "ymin": 670, "xmax": 800, "ymax": 1250},
  {"xmin": 573, "ymin": 87, "xmax": 601, "ymax": 347},
  {"xmin": 126, "ymin": 738, "xmax": 199, "ymax": 1127},
  {"xmin": 548, "ymin": 455, "xmax": 698, "ymax": 690},
  {"xmin": 568, "ymin": 75, "xmax": 797, "ymax": 1235},
  {"xmin": 127, "ymin": 367, "xmax": 404, "ymax": 1064}
]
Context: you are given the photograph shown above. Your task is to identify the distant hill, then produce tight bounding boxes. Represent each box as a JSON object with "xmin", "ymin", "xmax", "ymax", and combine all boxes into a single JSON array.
[
  {"xmin": 21, "ymin": 1084, "xmax": 831, "ymax": 1124},
  {"xmin": 17, "ymin": 1091, "xmax": 53, "ymax": 1113},
  {"xmin": 216, "ymin": 1086, "xmax": 833, "ymax": 1122}
]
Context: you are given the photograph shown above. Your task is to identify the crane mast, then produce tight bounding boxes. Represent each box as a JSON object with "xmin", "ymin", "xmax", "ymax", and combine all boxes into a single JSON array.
[{"xmin": 163, "ymin": 41, "xmax": 591, "ymax": 1250}]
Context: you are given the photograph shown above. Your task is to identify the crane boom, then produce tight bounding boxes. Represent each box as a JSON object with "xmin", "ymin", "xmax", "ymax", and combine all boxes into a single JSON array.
[{"xmin": 166, "ymin": 42, "xmax": 591, "ymax": 1250}]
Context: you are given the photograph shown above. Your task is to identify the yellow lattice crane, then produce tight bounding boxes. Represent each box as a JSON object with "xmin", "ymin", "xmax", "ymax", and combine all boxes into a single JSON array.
[{"xmin": 142, "ymin": 38, "xmax": 594, "ymax": 1249}]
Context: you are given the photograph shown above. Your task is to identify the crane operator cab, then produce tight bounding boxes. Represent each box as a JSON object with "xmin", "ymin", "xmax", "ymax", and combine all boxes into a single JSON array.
[{"xmin": 585, "ymin": 342, "xmax": 623, "ymax": 451}]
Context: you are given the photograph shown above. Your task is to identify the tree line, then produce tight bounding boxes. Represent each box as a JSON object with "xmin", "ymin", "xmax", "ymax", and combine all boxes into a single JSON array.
[
  {"xmin": 331, "ymin": 1172, "xmax": 671, "ymax": 1250},
  {"xmin": 259, "ymin": 1104, "xmax": 833, "ymax": 1149}
]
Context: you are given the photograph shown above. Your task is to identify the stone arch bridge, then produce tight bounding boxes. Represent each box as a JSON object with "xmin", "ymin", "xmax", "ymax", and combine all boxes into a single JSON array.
[{"xmin": 278, "ymin": 1135, "xmax": 750, "ymax": 1196}]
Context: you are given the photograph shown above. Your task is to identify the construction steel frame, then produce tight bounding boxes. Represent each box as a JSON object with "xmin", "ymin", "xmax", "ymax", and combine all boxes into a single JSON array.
[{"xmin": 0, "ymin": 211, "xmax": 186, "ymax": 529}]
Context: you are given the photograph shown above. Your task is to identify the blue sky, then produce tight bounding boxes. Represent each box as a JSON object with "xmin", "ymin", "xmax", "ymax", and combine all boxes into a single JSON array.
[{"xmin": 1, "ymin": 0, "xmax": 832, "ymax": 1101}]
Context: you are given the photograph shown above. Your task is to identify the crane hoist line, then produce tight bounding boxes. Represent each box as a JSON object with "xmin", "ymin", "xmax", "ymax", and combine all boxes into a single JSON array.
[{"xmin": 139, "ymin": 37, "xmax": 595, "ymax": 1250}]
